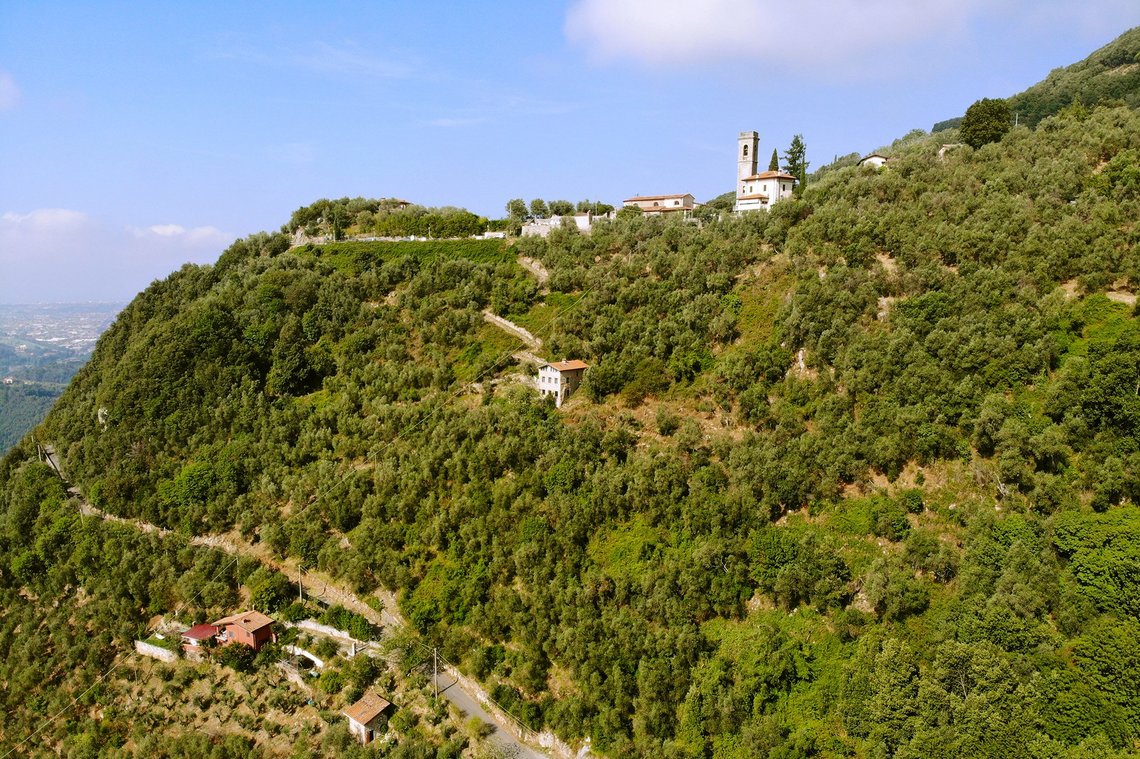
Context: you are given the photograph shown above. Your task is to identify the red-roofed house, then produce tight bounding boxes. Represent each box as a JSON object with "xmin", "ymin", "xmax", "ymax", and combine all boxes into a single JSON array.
[
  {"xmin": 212, "ymin": 611, "xmax": 276, "ymax": 651},
  {"xmin": 180, "ymin": 623, "xmax": 219, "ymax": 655},
  {"xmin": 538, "ymin": 360, "xmax": 588, "ymax": 408},
  {"xmin": 344, "ymin": 690, "xmax": 393, "ymax": 745}
]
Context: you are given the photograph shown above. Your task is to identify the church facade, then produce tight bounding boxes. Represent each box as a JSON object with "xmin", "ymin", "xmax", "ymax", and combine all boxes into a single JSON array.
[{"xmin": 734, "ymin": 131, "xmax": 796, "ymax": 213}]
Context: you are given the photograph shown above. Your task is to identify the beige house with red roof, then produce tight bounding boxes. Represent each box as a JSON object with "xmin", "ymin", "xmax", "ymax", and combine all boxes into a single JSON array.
[
  {"xmin": 539, "ymin": 360, "xmax": 588, "ymax": 407},
  {"xmin": 623, "ymin": 193, "xmax": 697, "ymax": 217},
  {"xmin": 212, "ymin": 610, "xmax": 276, "ymax": 651},
  {"xmin": 735, "ymin": 131, "xmax": 796, "ymax": 212},
  {"xmin": 344, "ymin": 690, "xmax": 393, "ymax": 745}
]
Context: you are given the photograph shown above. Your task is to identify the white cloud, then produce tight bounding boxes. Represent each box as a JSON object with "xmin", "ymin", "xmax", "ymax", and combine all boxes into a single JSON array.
[
  {"xmin": 129, "ymin": 223, "xmax": 230, "ymax": 246},
  {"xmin": 0, "ymin": 71, "xmax": 20, "ymax": 111},
  {"xmin": 1, "ymin": 209, "xmax": 234, "ymax": 303},
  {"xmin": 564, "ymin": 0, "xmax": 1140, "ymax": 75},
  {"xmin": 1, "ymin": 208, "xmax": 90, "ymax": 229},
  {"xmin": 565, "ymin": 0, "xmax": 975, "ymax": 69}
]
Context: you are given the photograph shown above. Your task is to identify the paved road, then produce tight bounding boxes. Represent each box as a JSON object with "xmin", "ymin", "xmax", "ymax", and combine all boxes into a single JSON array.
[{"xmin": 432, "ymin": 672, "xmax": 543, "ymax": 759}]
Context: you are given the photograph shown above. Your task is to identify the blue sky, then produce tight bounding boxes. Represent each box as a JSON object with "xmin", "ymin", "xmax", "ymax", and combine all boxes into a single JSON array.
[{"xmin": 2, "ymin": 1, "xmax": 1139, "ymax": 302}]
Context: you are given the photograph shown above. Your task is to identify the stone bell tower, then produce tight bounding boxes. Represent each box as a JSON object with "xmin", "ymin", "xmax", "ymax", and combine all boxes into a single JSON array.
[{"xmin": 738, "ymin": 130, "xmax": 759, "ymax": 184}]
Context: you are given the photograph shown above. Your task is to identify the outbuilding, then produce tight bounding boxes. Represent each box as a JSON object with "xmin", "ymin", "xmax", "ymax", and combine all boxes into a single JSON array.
[
  {"xmin": 344, "ymin": 690, "xmax": 393, "ymax": 745},
  {"xmin": 180, "ymin": 623, "xmax": 219, "ymax": 654}
]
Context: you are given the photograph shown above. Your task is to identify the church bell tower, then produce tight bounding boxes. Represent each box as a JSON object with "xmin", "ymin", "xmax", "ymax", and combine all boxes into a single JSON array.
[{"xmin": 738, "ymin": 130, "xmax": 759, "ymax": 184}]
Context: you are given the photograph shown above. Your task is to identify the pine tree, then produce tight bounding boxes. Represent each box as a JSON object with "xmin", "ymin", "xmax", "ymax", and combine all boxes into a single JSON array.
[
  {"xmin": 768, "ymin": 148, "xmax": 779, "ymax": 172},
  {"xmin": 782, "ymin": 134, "xmax": 809, "ymax": 188}
]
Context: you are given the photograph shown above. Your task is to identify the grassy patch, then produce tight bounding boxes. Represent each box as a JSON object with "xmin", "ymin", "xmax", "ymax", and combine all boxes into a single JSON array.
[
  {"xmin": 452, "ymin": 324, "xmax": 525, "ymax": 383},
  {"xmin": 512, "ymin": 291, "xmax": 582, "ymax": 337},
  {"xmin": 732, "ymin": 263, "xmax": 795, "ymax": 349},
  {"xmin": 301, "ymin": 239, "xmax": 512, "ymax": 274},
  {"xmin": 827, "ymin": 498, "xmax": 876, "ymax": 537},
  {"xmin": 587, "ymin": 516, "xmax": 668, "ymax": 582},
  {"xmin": 1061, "ymin": 294, "xmax": 1134, "ymax": 359}
]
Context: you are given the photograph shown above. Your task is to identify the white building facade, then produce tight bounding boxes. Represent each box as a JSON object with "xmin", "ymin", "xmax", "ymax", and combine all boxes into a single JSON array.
[
  {"xmin": 734, "ymin": 131, "xmax": 796, "ymax": 213},
  {"xmin": 538, "ymin": 360, "xmax": 588, "ymax": 407},
  {"xmin": 623, "ymin": 194, "xmax": 697, "ymax": 217}
]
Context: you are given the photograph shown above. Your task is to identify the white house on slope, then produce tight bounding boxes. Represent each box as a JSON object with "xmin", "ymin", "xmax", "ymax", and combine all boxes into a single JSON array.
[
  {"xmin": 858, "ymin": 153, "xmax": 890, "ymax": 168},
  {"xmin": 538, "ymin": 360, "xmax": 588, "ymax": 407},
  {"xmin": 734, "ymin": 131, "xmax": 796, "ymax": 213},
  {"xmin": 623, "ymin": 194, "xmax": 697, "ymax": 218}
]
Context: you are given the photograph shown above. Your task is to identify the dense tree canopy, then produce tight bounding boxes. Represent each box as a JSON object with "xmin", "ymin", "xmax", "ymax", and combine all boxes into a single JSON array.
[
  {"xmin": 3, "ymin": 102, "xmax": 1140, "ymax": 757},
  {"xmin": 960, "ymin": 97, "xmax": 1013, "ymax": 149}
]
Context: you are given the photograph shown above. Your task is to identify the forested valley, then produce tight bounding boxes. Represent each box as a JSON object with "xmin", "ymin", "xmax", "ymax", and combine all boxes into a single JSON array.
[{"xmin": 3, "ymin": 64, "xmax": 1140, "ymax": 759}]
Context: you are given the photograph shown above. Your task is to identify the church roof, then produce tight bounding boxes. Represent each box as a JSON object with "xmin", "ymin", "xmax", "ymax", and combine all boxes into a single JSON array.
[{"xmin": 741, "ymin": 171, "xmax": 796, "ymax": 181}]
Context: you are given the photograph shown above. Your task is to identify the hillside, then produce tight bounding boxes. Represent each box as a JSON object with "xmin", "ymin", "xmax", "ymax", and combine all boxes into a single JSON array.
[
  {"xmin": 3, "ymin": 101, "xmax": 1140, "ymax": 757},
  {"xmin": 935, "ymin": 26, "xmax": 1140, "ymax": 131}
]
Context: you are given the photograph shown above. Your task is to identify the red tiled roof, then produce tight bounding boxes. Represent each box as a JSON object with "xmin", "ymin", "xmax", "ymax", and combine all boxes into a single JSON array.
[
  {"xmin": 182, "ymin": 623, "xmax": 219, "ymax": 641},
  {"xmin": 737, "ymin": 194, "xmax": 770, "ymax": 201},
  {"xmin": 344, "ymin": 691, "xmax": 392, "ymax": 725},
  {"xmin": 549, "ymin": 360, "xmax": 588, "ymax": 371},
  {"xmin": 741, "ymin": 171, "xmax": 796, "ymax": 181},
  {"xmin": 212, "ymin": 611, "xmax": 274, "ymax": 635},
  {"xmin": 623, "ymin": 194, "xmax": 693, "ymax": 202}
]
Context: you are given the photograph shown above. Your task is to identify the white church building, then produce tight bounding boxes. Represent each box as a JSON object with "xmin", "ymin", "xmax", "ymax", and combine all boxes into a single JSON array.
[{"xmin": 734, "ymin": 131, "xmax": 796, "ymax": 213}]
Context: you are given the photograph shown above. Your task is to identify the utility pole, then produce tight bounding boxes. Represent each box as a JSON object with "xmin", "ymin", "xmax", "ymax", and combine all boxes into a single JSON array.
[
  {"xmin": 433, "ymin": 647, "xmax": 438, "ymax": 700},
  {"xmin": 298, "ymin": 565, "xmax": 304, "ymax": 603}
]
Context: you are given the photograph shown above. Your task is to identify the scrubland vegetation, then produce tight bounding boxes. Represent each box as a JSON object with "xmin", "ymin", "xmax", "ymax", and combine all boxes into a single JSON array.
[{"xmin": 3, "ymin": 39, "xmax": 1140, "ymax": 759}]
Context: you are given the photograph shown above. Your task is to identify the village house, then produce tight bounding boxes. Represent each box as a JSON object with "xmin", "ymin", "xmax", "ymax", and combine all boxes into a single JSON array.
[
  {"xmin": 180, "ymin": 623, "xmax": 219, "ymax": 656},
  {"xmin": 344, "ymin": 690, "xmax": 394, "ymax": 745},
  {"xmin": 734, "ymin": 131, "xmax": 796, "ymax": 213},
  {"xmin": 858, "ymin": 153, "xmax": 890, "ymax": 168},
  {"xmin": 212, "ymin": 611, "xmax": 276, "ymax": 651},
  {"xmin": 522, "ymin": 210, "xmax": 614, "ymax": 237},
  {"xmin": 623, "ymin": 193, "xmax": 697, "ymax": 217},
  {"xmin": 538, "ymin": 360, "xmax": 588, "ymax": 407}
]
